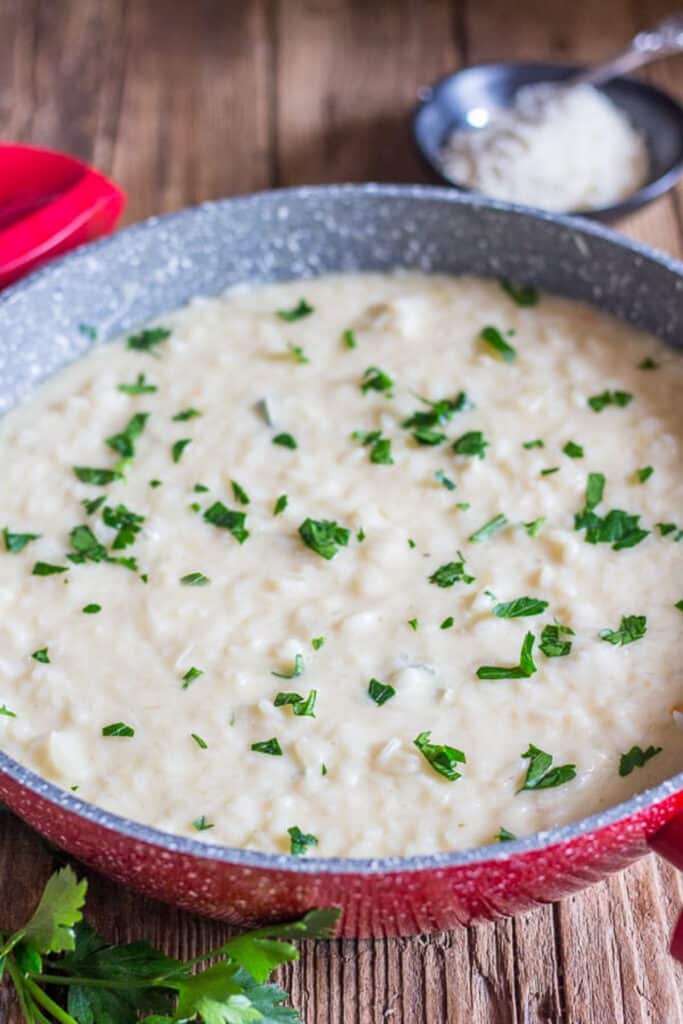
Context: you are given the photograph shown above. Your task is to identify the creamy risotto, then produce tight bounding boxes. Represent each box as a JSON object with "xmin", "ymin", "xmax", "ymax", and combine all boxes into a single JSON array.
[{"xmin": 0, "ymin": 273, "xmax": 681, "ymax": 858}]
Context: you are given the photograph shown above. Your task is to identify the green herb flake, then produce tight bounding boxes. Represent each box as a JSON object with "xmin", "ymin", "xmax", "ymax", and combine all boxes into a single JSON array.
[
  {"xmin": 274, "ymin": 689, "xmax": 317, "ymax": 717},
  {"xmin": 32, "ymin": 647, "xmax": 50, "ymax": 664},
  {"xmin": 675, "ymin": 600, "xmax": 683, "ymax": 612},
  {"xmin": 368, "ymin": 678, "xmax": 396, "ymax": 706},
  {"xmin": 408, "ymin": 618, "xmax": 419, "ymax": 631},
  {"xmin": 455, "ymin": 502, "xmax": 471, "ymax": 510},
  {"xmin": 3, "ymin": 527, "xmax": 40, "ymax": 553},
  {"xmin": 469, "ymin": 514, "xmax": 508, "ymax": 543},
  {"xmin": 477, "ymin": 631, "xmax": 537, "ymax": 680},
  {"xmin": 171, "ymin": 438, "xmax": 191, "ymax": 463},
  {"xmin": 429, "ymin": 553, "xmax": 475, "ymax": 587},
  {"xmin": 251, "ymin": 737, "xmax": 283, "ymax": 756},
  {"xmin": 272, "ymin": 432, "xmax": 298, "ymax": 449},
  {"xmin": 657, "ymin": 522, "xmax": 678, "ymax": 536},
  {"xmin": 539, "ymin": 622, "xmax": 574, "ymax": 657},
  {"xmin": 277, "ymin": 298, "xmax": 314, "ymax": 322},
  {"xmin": 0, "ymin": 704, "xmax": 16, "ymax": 718},
  {"xmin": 287, "ymin": 342, "xmax": 309, "ymax": 364},
  {"xmin": 81, "ymin": 495, "xmax": 107, "ymax": 515},
  {"xmin": 180, "ymin": 571, "xmax": 210, "ymax": 586},
  {"xmin": 106, "ymin": 412, "xmax": 149, "ymax": 462},
  {"xmin": 480, "ymin": 325, "xmax": 516, "ymax": 363},
  {"xmin": 493, "ymin": 596, "xmax": 548, "ymax": 618},
  {"xmin": 231, "ymin": 480, "xmax": 250, "ymax": 505},
  {"xmin": 82, "ymin": 603, "xmax": 102, "ymax": 614},
  {"xmin": 541, "ymin": 467, "xmax": 560, "ymax": 476},
  {"xmin": 182, "ymin": 666, "xmax": 204, "ymax": 689},
  {"xmin": 500, "ymin": 280, "xmax": 539, "ymax": 306},
  {"xmin": 126, "ymin": 326, "xmax": 171, "ymax": 353},
  {"xmin": 414, "ymin": 731, "xmax": 466, "ymax": 781},
  {"xmin": 523, "ymin": 517, "xmax": 545, "ymax": 537},
  {"xmin": 636, "ymin": 466, "xmax": 654, "ymax": 484},
  {"xmin": 434, "ymin": 469, "xmax": 456, "ymax": 491},
  {"xmin": 619, "ymin": 744, "xmax": 662, "ymax": 777},
  {"xmin": 32, "ymin": 562, "xmax": 69, "ymax": 576},
  {"xmin": 638, "ymin": 358, "xmax": 658, "ymax": 370},
  {"xmin": 173, "ymin": 409, "xmax": 202, "ymax": 424},
  {"xmin": 298, "ymin": 518, "xmax": 350, "ymax": 560},
  {"xmin": 588, "ymin": 390, "xmax": 633, "ymax": 412},
  {"xmin": 452, "ymin": 430, "xmax": 489, "ymax": 459},
  {"xmin": 519, "ymin": 744, "xmax": 576, "ymax": 791},
  {"xmin": 78, "ymin": 322, "xmax": 97, "ymax": 340},
  {"xmin": 599, "ymin": 614, "xmax": 647, "ymax": 646},
  {"xmin": 440, "ymin": 616, "xmax": 454, "ymax": 630},
  {"xmin": 342, "ymin": 328, "xmax": 357, "ymax": 349},
  {"xmin": 311, "ymin": 636, "xmax": 325, "ymax": 650},
  {"xmin": 412, "ymin": 427, "xmax": 446, "ymax": 446},
  {"xmin": 191, "ymin": 733, "xmax": 208, "ymax": 749},
  {"xmin": 149, "ymin": 479, "xmax": 162, "ymax": 488},
  {"xmin": 357, "ymin": 527, "xmax": 366, "ymax": 542},
  {"xmin": 563, "ymin": 441, "xmax": 584, "ymax": 459},
  {"xmin": 497, "ymin": 827, "xmax": 517, "ymax": 842},
  {"xmin": 102, "ymin": 503, "xmax": 145, "ymax": 549},
  {"xmin": 117, "ymin": 373, "xmax": 157, "ymax": 395},
  {"xmin": 102, "ymin": 722, "xmax": 135, "ymax": 737},
  {"xmin": 402, "ymin": 392, "xmax": 470, "ymax": 432},
  {"xmin": 370, "ymin": 437, "xmax": 393, "ymax": 464},
  {"xmin": 273, "ymin": 494, "xmax": 288, "ymax": 516},
  {"xmin": 74, "ymin": 466, "xmax": 122, "ymax": 486},
  {"xmin": 523, "ymin": 439, "xmax": 544, "ymax": 449},
  {"xmin": 193, "ymin": 815, "xmax": 214, "ymax": 831},
  {"xmin": 288, "ymin": 825, "xmax": 318, "ymax": 856},
  {"xmin": 203, "ymin": 501, "xmax": 249, "ymax": 544},
  {"xmin": 407, "ymin": 538, "xmax": 416, "ymax": 548},
  {"xmin": 360, "ymin": 366, "xmax": 394, "ymax": 397},
  {"xmin": 271, "ymin": 653, "xmax": 304, "ymax": 680},
  {"xmin": 575, "ymin": 473, "xmax": 649, "ymax": 550}
]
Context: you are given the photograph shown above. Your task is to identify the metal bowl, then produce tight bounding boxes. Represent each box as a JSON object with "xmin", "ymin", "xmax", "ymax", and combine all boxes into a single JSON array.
[{"xmin": 413, "ymin": 62, "xmax": 683, "ymax": 221}]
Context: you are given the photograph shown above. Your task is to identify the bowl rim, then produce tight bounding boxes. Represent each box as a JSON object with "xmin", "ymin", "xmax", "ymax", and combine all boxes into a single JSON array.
[
  {"xmin": 412, "ymin": 60, "xmax": 683, "ymax": 221},
  {"xmin": 1, "ymin": 181, "xmax": 683, "ymax": 876}
]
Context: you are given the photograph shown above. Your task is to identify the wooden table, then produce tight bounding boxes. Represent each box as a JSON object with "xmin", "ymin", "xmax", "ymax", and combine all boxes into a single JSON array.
[{"xmin": 1, "ymin": 1, "xmax": 683, "ymax": 1020}]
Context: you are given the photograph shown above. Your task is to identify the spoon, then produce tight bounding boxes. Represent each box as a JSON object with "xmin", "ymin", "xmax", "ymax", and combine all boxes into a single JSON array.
[{"xmin": 569, "ymin": 14, "xmax": 683, "ymax": 89}]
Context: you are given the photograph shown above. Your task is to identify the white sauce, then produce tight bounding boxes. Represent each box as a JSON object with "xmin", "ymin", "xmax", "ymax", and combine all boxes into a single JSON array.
[
  {"xmin": 440, "ymin": 84, "xmax": 648, "ymax": 212},
  {"xmin": 0, "ymin": 272, "xmax": 681, "ymax": 857}
]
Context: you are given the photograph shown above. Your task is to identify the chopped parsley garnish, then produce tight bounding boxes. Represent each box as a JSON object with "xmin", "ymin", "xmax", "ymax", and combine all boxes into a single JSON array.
[
  {"xmin": 103, "ymin": 504, "xmax": 145, "ymax": 549},
  {"xmin": 74, "ymin": 466, "xmax": 121, "ymax": 486},
  {"xmin": 574, "ymin": 473, "xmax": 649, "ymax": 550},
  {"xmin": 102, "ymin": 722, "xmax": 135, "ymax": 737},
  {"xmin": 676, "ymin": 600, "xmax": 683, "ymax": 612},
  {"xmin": 81, "ymin": 495, "xmax": 107, "ymax": 515},
  {"xmin": 171, "ymin": 438, "xmax": 191, "ymax": 463},
  {"xmin": 287, "ymin": 342, "xmax": 309, "ymax": 364},
  {"xmin": 493, "ymin": 596, "xmax": 548, "ymax": 618},
  {"xmin": 455, "ymin": 502, "xmax": 470, "ymax": 510},
  {"xmin": 523, "ymin": 517, "xmax": 545, "ymax": 536},
  {"xmin": 172, "ymin": 409, "xmax": 201, "ymax": 423},
  {"xmin": 149, "ymin": 479, "xmax": 162, "ymax": 488},
  {"xmin": 408, "ymin": 538, "xmax": 416, "ymax": 548},
  {"xmin": 194, "ymin": 483, "xmax": 209, "ymax": 493},
  {"xmin": 0, "ymin": 705, "xmax": 16, "ymax": 718},
  {"xmin": 78, "ymin": 322, "xmax": 97, "ymax": 339},
  {"xmin": 188, "ymin": 733, "xmax": 206, "ymax": 750},
  {"xmin": 231, "ymin": 480, "xmax": 250, "ymax": 505},
  {"xmin": 452, "ymin": 430, "xmax": 489, "ymax": 459},
  {"xmin": 3, "ymin": 527, "xmax": 40, "ymax": 553},
  {"xmin": 588, "ymin": 390, "xmax": 633, "ymax": 412},
  {"xmin": 599, "ymin": 614, "xmax": 647, "ymax": 646},
  {"xmin": 434, "ymin": 469, "xmax": 455, "ymax": 490},
  {"xmin": 428, "ymin": 553, "xmax": 474, "ymax": 587},
  {"xmin": 203, "ymin": 501, "xmax": 249, "ymax": 543},
  {"xmin": 32, "ymin": 562, "xmax": 69, "ymax": 576},
  {"xmin": 541, "ymin": 467, "xmax": 560, "ymax": 476},
  {"xmin": 657, "ymin": 522, "xmax": 680, "ymax": 537},
  {"xmin": 402, "ymin": 392, "xmax": 469, "ymax": 432},
  {"xmin": 539, "ymin": 622, "xmax": 574, "ymax": 657},
  {"xmin": 272, "ymin": 653, "xmax": 304, "ymax": 679},
  {"xmin": 480, "ymin": 325, "xmax": 516, "ymax": 363},
  {"xmin": 563, "ymin": 441, "xmax": 584, "ymax": 459},
  {"xmin": 357, "ymin": 526, "xmax": 366, "ymax": 541},
  {"xmin": 522, "ymin": 439, "xmax": 544, "ymax": 449},
  {"xmin": 180, "ymin": 571, "xmax": 210, "ymax": 586},
  {"xmin": 368, "ymin": 678, "xmax": 396, "ymax": 706},
  {"xmin": 193, "ymin": 816, "xmax": 214, "ymax": 831},
  {"xmin": 585, "ymin": 472, "xmax": 605, "ymax": 511},
  {"xmin": 500, "ymin": 279, "xmax": 539, "ymax": 306},
  {"xmin": 352, "ymin": 430, "xmax": 394, "ymax": 464},
  {"xmin": 251, "ymin": 737, "xmax": 283, "ymax": 756},
  {"xmin": 182, "ymin": 666, "xmax": 204, "ymax": 689},
  {"xmin": 408, "ymin": 617, "xmax": 418, "ymax": 631},
  {"xmin": 639, "ymin": 358, "xmax": 658, "ymax": 370},
  {"xmin": 519, "ymin": 744, "xmax": 576, "ymax": 791},
  {"xmin": 117, "ymin": 373, "xmax": 157, "ymax": 394},
  {"xmin": 311, "ymin": 636, "xmax": 325, "ymax": 650},
  {"xmin": 273, "ymin": 494, "xmax": 288, "ymax": 516},
  {"xmin": 440, "ymin": 616, "xmax": 454, "ymax": 630},
  {"xmin": 636, "ymin": 466, "xmax": 654, "ymax": 483},
  {"xmin": 360, "ymin": 366, "xmax": 394, "ymax": 397},
  {"xmin": 274, "ymin": 690, "xmax": 317, "ymax": 717},
  {"xmin": 477, "ymin": 632, "xmax": 537, "ymax": 680},
  {"xmin": 32, "ymin": 648, "xmax": 50, "ymax": 664},
  {"xmin": 414, "ymin": 731, "xmax": 466, "ymax": 781},
  {"xmin": 619, "ymin": 744, "xmax": 662, "ymax": 777},
  {"xmin": 106, "ymin": 411, "xmax": 149, "ymax": 462},
  {"xmin": 288, "ymin": 826, "xmax": 318, "ymax": 856},
  {"xmin": 273, "ymin": 432, "xmax": 297, "ymax": 449},
  {"xmin": 277, "ymin": 299, "xmax": 313, "ymax": 322},
  {"xmin": 469, "ymin": 514, "xmax": 508, "ymax": 543},
  {"xmin": 126, "ymin": 326, "xmax": 171, "ymax": 353},
  {"xmin": 66, "ymin": 525, "xmax": 108, "ymax": 563},
  {"xmin": 497, "ymin": 827, "xmax": 517, "ymax": 842},
  {"xmin": 82, "ymin": 604, "xmax": 101, "ymax": 614},
  {"xmin": 342, "ymin": 328, "xmax": 357, "ymax": 349},
  {"xmin": 298, "ymin": 518, "xmax": 350, "ymax": 560},
  {"xmin": 412, "ymin": 427, "xmax": 446, "ymax": 446}
]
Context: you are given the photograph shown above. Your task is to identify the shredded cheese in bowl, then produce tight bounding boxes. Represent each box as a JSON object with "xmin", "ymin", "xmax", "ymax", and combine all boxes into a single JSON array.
[{"xmin": 440, "ymin": 83, "xmax": 648, "ymax": 212}]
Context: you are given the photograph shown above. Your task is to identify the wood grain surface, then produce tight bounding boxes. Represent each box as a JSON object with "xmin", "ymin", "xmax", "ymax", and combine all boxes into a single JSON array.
[{"xmin": 1, "ymin": 1, "xmax": 683, "ymax": 1021}]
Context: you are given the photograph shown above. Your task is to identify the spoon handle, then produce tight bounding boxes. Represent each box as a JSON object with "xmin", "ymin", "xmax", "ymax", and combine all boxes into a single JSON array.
[{"xmin": 571, "ymin": 15, "xmax": 683, "ymax": 88}]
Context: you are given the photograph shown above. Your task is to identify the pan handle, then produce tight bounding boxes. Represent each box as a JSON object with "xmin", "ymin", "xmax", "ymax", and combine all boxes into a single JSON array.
[{"xmin": 648, "ymin": 814, "xmax": 683, "ymax": 961}]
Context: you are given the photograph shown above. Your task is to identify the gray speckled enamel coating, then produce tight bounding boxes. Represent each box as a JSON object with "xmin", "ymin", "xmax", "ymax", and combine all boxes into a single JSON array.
[{"xmin": 0, "ymin": 184, "xmax": 682, "ymax": 894}]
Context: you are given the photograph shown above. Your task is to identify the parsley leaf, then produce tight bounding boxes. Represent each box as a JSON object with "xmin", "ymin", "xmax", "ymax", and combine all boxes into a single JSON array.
[
  {"xmin": 32, "ymin": 561, "xmax": 69, "ymax": 576},
  {"xmin": 428, "ymin": 552, "xmax": 475, "ymax": 587},
  {"xmin": 412, "ymin": 427, "xmax": 446, "ymax": 446},
  {"xmin": 180, "ymin": 571, "xmax": 210, "ymax": 586},
  {"xmin": 106, "ymin": 411, "xmax": 149, "ymax": 461},
  {"xmin": 182, "ymin": 666, "xmax": 204, "ymax": 689},
  {"xmin": 368, "ymin": 678, "xmax": 396, "ymax": 706},
  {"xmin": 588, "ymin": 390, "xmax": 633, "ymax": 412},
  {"xmin": 274, "ymin": 690, "xmax": 317, "ymax": 717},
  {"xmin": 519, "ymin": 744, "xmax": 576, "ymax": 791},
  {"xmin": 477, "ymin": 632, "xmax": 537, "ymax": 680},
  {"xmin": 563, "ymin": 441, "xmax": 584, "ymax": 459},
  {"xmin": 523, "ymin": 517, "xmax": 545, "ymax": 536},
  {"xmin": 434, "ymin": 469, "xmax": 456, "ymax": 490},
  {"xmin": 452, "ymin": 430, "xmax": 489, "ymax": 459},
  {"xmin": 480, "ymin": 325, "xmax": 516, "ymax": 362},
  {"xmin": 22, "ymin": 866, "xmax": 87, "ymax": 954},
  {"xmin": 311, "ymin": 636, "xmax": 325, "ymax": 650},
  {"xmin": 251, "ymin": 738, "xmax": 283, "ymax": 756},
  {"xmin": 360, "ymin": 366, "xmax": 394, "ymax": 396},
  {"xmin": 287, "ymin": 342, "xmax": 309, "ymax": 364},
  {"xmin": 126, "ymin": 326, "xmax": 171, "ymax": 353},
  {"xmin": 402, "ymin": 392, "xmax": 469, "ymax": 431},
  {"xmin": 82, "ymin": 495, "xmax": 107, "ymax": 515},
  {"xmin": 298, "ymin": 518, "xmax": 350, "ymax": 560},
  {"xmin": 523, "ymin": 439, "xmax": 544, "ymax": 449},
  {"xmin": 469, "ymin": 514, "xmax": 508, "ymax": 542},
  {"xmin": 272, "ymin": 654, "xmax": 304, "ymax": 679},
  {"xmin": 102, "ymin": 504, "xmax": 145, "ymax": 549},
  {"xmin": 636, "ymin": 466, "xmax": 654, "ymax": 483},
  {"xmin": 273, "ymin": 432, "xmax": 298, "ymax": 449},
  {"xmin": 117, "ymin": 373, "xmax": 157, "ymax": 394},
  {"xmin": 273, "ymin": 494, "xmax": 288, "ymax": 516},
  {"xmin": 74, "ymin": 466, "xmax": 122, "ymax": 486},
  {"xmin": 619, "ymin": 744, "xmax": 662, "ymax": 777},
  {"xmin": 497, "ymin": 827, "xmax": 517, "ymax": 842},
  {"xmin": 82, "ymin": 603, "xmax": 101, "ymax": 614},
  {"xmin": 500, "ymin": 280, "xmax": 539, "ymax": 306},
  {"xmin": 193, "ymin": 816, "xmax": 214, "ymax": 831},
  {"xmin": 277, "ymin": 299, "xmax": 314, "ymax": 321},
  {"xmin": 172, "ymin": 438, "xmax": 191, "ymax": 463},
  {"xmin": 599, "ymin": 614, "xmax": 647, "ymax": 646},
  {"xmin": 32, "ymin": 648, "xmax": 50, "ymax": 664},
  {"xmin": 493, "ymin": 596, "xmax": 548, "ymax": 618},
  {"xmin": 440, "ymin": 616, "xmax": 454, "ymax": 629},
  {"xmin": 231, "ymin": 480, "xmax": 250, "ymax": 505},
  {"xmin": 191, "ymin": 733, "xmax": 208, "ymax": 749},
  {"xmin": 575, "ymin": 474, "xmax": 649, "ymax": 550},
  {"xmin": 342, "ymin": 328, "xmax": 357, "ymax": 349},
  {"xmin": 541, "ymin": 466, "xmax": 560, "ymax": 476},
  {"xmin": 102, "ymin": 722, "xmax": 135, "ymax": 737},
  {"xmin": 204, "ymin": 501, "xmax": 249, "ymax": 544},
  {"xmin": 3, "ymin": 527, "xmax": 41, "ymax": 553},
  {"xmin": 539, "ymin": 622, "xmax": 574, "ymax": 657},
  {"xmin": 414, "ymin": 731, "xmax": 466, "ymax": 781},
  {"xmin": 288, "ymin": 826, "xmax": 318, "ymax": 856},
  {"xmin": 172, "ymin": 407, "xmax": 202, "ymax": 421}
]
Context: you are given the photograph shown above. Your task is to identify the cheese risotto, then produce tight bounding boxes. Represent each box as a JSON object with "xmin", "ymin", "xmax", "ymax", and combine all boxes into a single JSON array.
[{"xmin": 0, "ymin": 272, "xmax": 681, "ymax": 857}]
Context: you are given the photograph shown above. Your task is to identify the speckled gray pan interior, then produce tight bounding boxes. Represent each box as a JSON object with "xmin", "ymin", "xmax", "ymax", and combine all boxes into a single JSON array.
[{"xmin": 1, "ymin": 183, "xmax": 682, "ymax": 874}]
